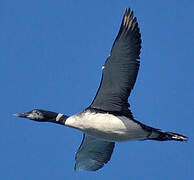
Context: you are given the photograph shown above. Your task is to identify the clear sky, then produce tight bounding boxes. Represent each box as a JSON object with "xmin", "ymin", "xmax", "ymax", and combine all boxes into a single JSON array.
[{"xmin": 1, "ymin": 0, "xmax": 193, "ymax": 179}]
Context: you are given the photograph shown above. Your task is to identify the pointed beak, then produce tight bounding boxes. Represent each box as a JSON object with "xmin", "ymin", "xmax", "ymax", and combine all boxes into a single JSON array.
[{"xmin": 13, "ymin": 112, "xmax": 28, "ymax": 118}]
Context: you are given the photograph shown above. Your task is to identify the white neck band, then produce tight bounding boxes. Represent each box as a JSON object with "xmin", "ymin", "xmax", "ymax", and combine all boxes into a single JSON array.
[{"xmin": 56, "ymin": 113, "xmax": 64, "ymax": 122}]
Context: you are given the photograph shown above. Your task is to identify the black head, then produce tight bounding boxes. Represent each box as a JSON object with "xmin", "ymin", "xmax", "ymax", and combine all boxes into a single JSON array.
[{"xmin": 13, "ymin": 109, "xmax": 59, "ymax": 122}]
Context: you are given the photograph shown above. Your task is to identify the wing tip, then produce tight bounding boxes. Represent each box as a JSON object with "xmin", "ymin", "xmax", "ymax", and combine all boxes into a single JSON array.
[
  {"xmin": 122, "ymin": 8, "xmax": 139, "ymax": 32},
  {"xmin": 74, "ymin": 161, "xmax": 104, "ymax": 172}
]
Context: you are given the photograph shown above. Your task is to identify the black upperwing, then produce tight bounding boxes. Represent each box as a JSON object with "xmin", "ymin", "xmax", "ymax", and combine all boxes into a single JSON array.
[{"xmin": 89, "ymin": 8, "xmax": 141, "ymax": 116}]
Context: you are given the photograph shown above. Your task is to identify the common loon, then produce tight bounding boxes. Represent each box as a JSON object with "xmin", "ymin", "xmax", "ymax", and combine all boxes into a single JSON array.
[{"xmin": 14, "ymin": 8, "xmax": 187, "ymax": 171}]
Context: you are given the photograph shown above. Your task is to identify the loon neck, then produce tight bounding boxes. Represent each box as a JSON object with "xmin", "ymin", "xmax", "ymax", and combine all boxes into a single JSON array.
[{"xmin": 50, "ymin": 113, "xmax": 69, "ymax": 125}]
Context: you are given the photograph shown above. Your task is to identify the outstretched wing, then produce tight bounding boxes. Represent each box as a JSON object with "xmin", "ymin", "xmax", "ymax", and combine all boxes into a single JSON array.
[
  {"xmin": 90, "ymin": 9, "xmax": 141, "ymax": 115},
  {"xmin": 75, "ymin": 134, "xmax": 115, "ymax": 171}
]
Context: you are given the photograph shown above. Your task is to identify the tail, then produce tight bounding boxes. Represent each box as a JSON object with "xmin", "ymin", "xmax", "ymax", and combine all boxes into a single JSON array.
[{"xmin": 148, "ymin": 129, "xmax": 188, "ymax": 142}]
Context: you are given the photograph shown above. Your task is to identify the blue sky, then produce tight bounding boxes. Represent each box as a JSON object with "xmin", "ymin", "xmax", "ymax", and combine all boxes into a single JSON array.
[{"xmin": 1, "ymin": 0, "xmax": 193, "ymax": 179}]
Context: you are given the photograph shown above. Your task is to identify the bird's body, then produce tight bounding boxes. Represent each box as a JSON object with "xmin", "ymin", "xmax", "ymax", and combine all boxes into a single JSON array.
[
  {"xmin": 14, "ymin": 8, "xmax": 187, "ymax": 171},
  {"xmin": 65, "ymin": 110, "xmax": 149, "ymax": 142}
]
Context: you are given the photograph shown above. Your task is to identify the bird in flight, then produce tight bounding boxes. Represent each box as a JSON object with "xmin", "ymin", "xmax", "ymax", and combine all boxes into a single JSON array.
[{"xmin": 14, "ymin": 8, "xmax": 187, "ymax": 171}]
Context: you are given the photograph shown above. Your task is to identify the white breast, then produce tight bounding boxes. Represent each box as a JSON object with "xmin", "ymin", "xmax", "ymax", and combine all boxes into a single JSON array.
[{"xmin": 65, "ymin": 111, "xmax": 149, "ymax": 142}]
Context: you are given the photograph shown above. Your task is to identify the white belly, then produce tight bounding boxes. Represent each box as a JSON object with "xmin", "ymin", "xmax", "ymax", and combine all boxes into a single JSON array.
[{"xmin": 65, "ymin": 111, "xmax": 149, "ymax": 142}]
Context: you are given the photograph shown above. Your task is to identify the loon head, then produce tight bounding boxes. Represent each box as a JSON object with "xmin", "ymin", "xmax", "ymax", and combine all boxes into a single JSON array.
[{"xmin": 13, "ymin": 109, "xmax": 60, "ymax": 122}]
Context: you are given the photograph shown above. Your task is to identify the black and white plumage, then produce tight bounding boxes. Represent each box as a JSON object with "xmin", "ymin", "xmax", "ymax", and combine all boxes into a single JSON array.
[{"xmin": 14, "ymin": 9, "xmax": 187, "ymax": 171}]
